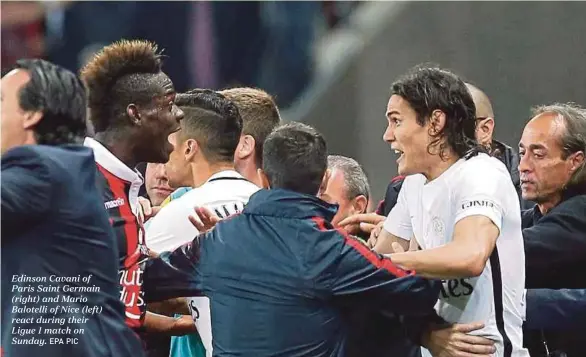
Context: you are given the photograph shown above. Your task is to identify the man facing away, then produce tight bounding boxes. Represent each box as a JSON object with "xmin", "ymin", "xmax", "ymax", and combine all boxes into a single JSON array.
[
  {"xmin": 1, "ymin": 59, "xmax": 142, "ymax": 357},
  {"xmin": 142, "ymin": 122, "xmax": 440, "ymax": 357},
  {"xmin": 370, "ymin": 66, "xmax": 528, "ymax": 357},
  {"xmin": 157, "ymin": 86, "xmax": 282, "ymax": 205},
  {"xmin": 145, "ymin": 90, "xmax": 260, "ymax": 357}
]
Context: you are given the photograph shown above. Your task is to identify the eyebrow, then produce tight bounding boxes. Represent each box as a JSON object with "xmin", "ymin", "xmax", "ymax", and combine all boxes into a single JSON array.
[
  {"xmin": 519, "ymin": 143, "xmax": 547, "ymax": 151},
  {"xmin": 386, "ymin": 110, "xmax": 400, "ymax": 118}
]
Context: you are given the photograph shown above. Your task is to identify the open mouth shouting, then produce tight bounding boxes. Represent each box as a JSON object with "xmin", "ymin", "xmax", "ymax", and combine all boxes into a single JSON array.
[{"xmin": 393, "ymin": 149, "xmax": 404, "ymax": 163}]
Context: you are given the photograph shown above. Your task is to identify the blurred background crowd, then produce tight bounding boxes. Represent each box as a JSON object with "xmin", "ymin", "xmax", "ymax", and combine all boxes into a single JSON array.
[
  {"xmin": 3, "ymin": 1, "xmax": 586, "ymax": 199},
  {"xmin": 1, "ymin": 0, "xmax": 359, "ymax": 110}
]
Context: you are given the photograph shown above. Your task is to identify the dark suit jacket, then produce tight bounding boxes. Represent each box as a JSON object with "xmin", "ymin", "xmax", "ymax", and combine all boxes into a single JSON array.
[{"xmin": 1, "ymin": 145, "xmax": 143, "ymax": 357}]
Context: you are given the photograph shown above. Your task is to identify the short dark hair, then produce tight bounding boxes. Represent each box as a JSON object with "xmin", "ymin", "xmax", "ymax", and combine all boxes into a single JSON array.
[
  {"xmin": 391, "ymin": 65, "xmax": 480, "ymax": 159},
  {"xmin": 176, "ymin": 89, "xmax": 243, "ymax": 163},
  {"xmin": 262, "ymin": 122, "xmax": 327, "ymax": 195},
  {"xmin": 14, "ymin": 58, "xmax": 87, "ymax": 145},
  {"xmin": 327, "ymin": 155, "xmax": 370, "ymax": 201},
  {"xmin": 532, "ymin": 103, "xmax": 586, "ymax": 194},
  {"xmin": 218, "ymin": 87, "xmax": 281, "ymax": 167},
  {"xmin": 80, "ymin": 40, "xmax": 164, "ymax": 133}
]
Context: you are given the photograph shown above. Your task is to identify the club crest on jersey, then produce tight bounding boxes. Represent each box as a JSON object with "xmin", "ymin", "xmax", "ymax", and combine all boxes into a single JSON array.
[{"xmin": 426, "ymin": 216, "xmax": 445, "ymax": 240}]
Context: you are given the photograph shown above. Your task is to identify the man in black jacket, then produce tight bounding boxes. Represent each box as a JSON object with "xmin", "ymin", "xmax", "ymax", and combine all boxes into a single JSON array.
[
  {"xmin": 518, "ymin": 103, "xmax": 586, "ymax": 357},
  {"xmin": 1, "ymin": 59, "xmax": 142, "ymax": 357}
]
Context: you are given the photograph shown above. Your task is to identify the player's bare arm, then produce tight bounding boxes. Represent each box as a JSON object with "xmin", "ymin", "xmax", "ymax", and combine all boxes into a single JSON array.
[
  {"xmin": 143, "ymin": 311, "xmax": 197, "ymax": 336},
  {"xmin": 371, "ymin": 225, "xmax": 410, "ymax": 253},
  {"xmin": 385, "ymin": 215, "xmax": 498, "ymax": 279},
  {"xmin": 148, "ymin": 298, "xmax": 191, "ymax": 316}
]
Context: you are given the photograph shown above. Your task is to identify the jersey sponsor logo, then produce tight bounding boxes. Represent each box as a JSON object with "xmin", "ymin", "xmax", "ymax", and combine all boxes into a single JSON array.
[
  {"xmin": 439, "ymin": 278, "xmax": 474, "ymax": 299},
  {"xmin": 104, "ymin": 197, "xmax": 125, "ymax": 209},
  {"xmin": 461, "ymin": 199, "xmax": 495, "ymax": 210}
]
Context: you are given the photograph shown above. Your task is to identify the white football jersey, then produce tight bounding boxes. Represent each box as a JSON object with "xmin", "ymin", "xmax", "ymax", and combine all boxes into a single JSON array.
[
  {"xmin": 384, "ymin": 153, "xmax": 528, "ymax": 357},
  {"xmin": 146, "ymin": 169, "xmax": 259, "ymax": 356}
]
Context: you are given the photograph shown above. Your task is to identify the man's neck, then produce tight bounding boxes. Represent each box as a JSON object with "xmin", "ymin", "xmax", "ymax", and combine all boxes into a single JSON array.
[
  {"xmin": 424, "ymin": 153, "xmax": 460, "ymax": 182},
  {"xmin": 191, "ymin": 160, "xmax": 236, "ymax": 188},
  {"xmin": 94, "ymin": 131, "xmax": 137, "ymax": 169},
  {"xmin": 537, "ymin": 194, "xmax": 563, "ymax": 215},
  {"xmin": 235, "ymin": 157, "xmax": 261, "ymax": 187}
]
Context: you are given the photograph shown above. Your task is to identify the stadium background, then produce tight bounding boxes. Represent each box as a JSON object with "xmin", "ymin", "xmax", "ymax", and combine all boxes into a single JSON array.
[{"xmin": 2, "ymin": 0, "xmax": 586, "ymax": 200}]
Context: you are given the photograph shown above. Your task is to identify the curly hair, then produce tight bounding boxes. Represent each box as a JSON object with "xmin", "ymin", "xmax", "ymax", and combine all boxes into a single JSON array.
[
  {"xmin": 391, "ymin": 65, "xmax": 481, "ymax": 160},
  {"xmin": 80, "ymin": 40, "xmax": 164, "ymax": 133},
  {"xmin": 175, "ymin": 89, "xmax": 243, "ymax": 163},
  {"xmin": 14, "ymin": 59, "xmax": 87, "ymax": 145}
]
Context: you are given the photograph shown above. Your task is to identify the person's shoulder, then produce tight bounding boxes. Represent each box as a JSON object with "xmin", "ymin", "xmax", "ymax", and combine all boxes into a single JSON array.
[
  {"xmin": 1, "ymin": 145, "xmax": 53, "ymax": 174},
  {"xmin": 555, "ymin": 194, "xmax": 586, "ymax": 214},
  {"xmin": 403, "ymin": 174, "xmax": 426, "ymax": 186},
  {"xmin": 458, "ymin": 153, "xmax": 510, "ymax": 181},
  {"xmin": 2, "ymin": 144, "xmax": 45, "ymax": 162},
  {"xmin": 402, "ymin": 174, "xmax": 425, "ymax": 191}
]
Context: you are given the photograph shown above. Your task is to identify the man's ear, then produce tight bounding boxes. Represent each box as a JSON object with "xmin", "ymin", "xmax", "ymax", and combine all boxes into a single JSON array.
[
  {"xmin": 126, "ymin": 104, "xmax": 141, "ymax": 125},
  {"xmin": 476, "ymin": 117, "xmax": 495, "ymax": 147},
  {"xmin": 318, "ymin": 169, "xmax": 331, "ymax": 196},
  {"xmin": 184, "ymin": 138, "xmax": 199, "ymax": 161},
  {"xmin": 568, "ymin": 151, "xmax": 585, "ymax": 174},
  {"xmin": 257, "ymin": 168, "xmax": 271, "ymax": 189},
  {"xmin": 22, "ymin": 111, "xmax": 43, "ymax": 130},
  {"xmin": 351, "ymin": 195, "xmax": 369, "ymax": 215},
  {"xmin": 236, "ymin": 135, "xmax": 255, "ymax": 160},
  {"xmin": 429, "ymin": 109, "xmax": 447, "ymax": 136}
]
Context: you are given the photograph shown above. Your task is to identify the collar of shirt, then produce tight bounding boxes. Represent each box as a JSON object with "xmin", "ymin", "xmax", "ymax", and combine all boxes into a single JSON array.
[
  {"xmin": 83, "ymin": 137, "xmax": 143, "ymax": 185},
  {"xmin": 205, "ymin": 169, "xmax": 248, "ymax": 184}
]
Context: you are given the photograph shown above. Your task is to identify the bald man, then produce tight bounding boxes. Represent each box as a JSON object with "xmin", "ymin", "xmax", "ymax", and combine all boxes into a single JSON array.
[{"xmin": 375, "ymin": 82, "xmax": 532, "ymax": 216}]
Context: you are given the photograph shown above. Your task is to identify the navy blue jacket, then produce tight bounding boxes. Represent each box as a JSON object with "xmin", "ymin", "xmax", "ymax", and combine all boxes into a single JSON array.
[
  {"xmin": 143, "ymin": 189, "xmax": 440, "ymax": 357},
  {"xmin": 521, "ymin": 194, "xmax": 586, "ymax": 357},
  {"xmin": 525, "ymin": 288, "xmax": 586, "ymax": 330},
  {"xmin": 1, "ymin": 145, "xmax": 143, "ymax": 357}
]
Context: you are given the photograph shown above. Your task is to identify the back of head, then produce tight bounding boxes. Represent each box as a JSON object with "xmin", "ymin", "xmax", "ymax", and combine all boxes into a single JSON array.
[
  {"xmin": 532, "ymin": 103, "xmax": 586, "ymax": 195},
  {"xmin": 327, "ymin": 155, "xmax": 370, "ymax": 202},
  {"xmin": 391, "ymin": 65, "xmax": 478, "ymax": 159},
  {"xmin": 262, "ymin": 122, "xmax": 327, "ymax": 195},
  {"xmin": 465, "ymin": 83, "xmax": 494, "ymax": 119},
  {"xmin": 218, "ymin": 87, "xmax": 281, "ymax": 167},
  {"xmin": 176, "ymin": 89, "xmax": 243, "ymax": 163},
  {"xmin": 14, "ymin": 58, "xmax": 88, "ymax": 145},
  {"xmin": 80, "ymin": 40, "xmax": 163, "ymax": 133}
]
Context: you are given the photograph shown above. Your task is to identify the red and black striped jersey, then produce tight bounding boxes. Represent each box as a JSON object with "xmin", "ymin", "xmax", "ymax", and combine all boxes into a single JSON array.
[{"xmin": 84, "ymin": 137, "xmax": 149, "ymax": 330}]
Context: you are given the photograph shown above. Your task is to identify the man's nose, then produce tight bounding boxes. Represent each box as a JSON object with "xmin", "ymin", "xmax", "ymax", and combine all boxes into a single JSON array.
[
  {"xmin": 176, "ymin": 107, "xmax": 185, "ymax": 121},
  {"xmin": 383, "ymin": 124, "xmax": 395, "ymax": 143},
  {"xmin": 518, "ymin": 153, "xmax": 531, "ymax": 173}
]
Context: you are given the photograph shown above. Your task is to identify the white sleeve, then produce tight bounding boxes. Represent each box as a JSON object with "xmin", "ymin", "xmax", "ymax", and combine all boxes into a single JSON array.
[
  {"xmin": 146, "ymin": 200, "xmax": 200, "ymax": 253},
  {"xmin": 383, "ymin": 180, "xmax": 412, "ymax": 241},
  {"xmin": 453, "ymin": 162, "xmax": 506, "ymax": 232}
]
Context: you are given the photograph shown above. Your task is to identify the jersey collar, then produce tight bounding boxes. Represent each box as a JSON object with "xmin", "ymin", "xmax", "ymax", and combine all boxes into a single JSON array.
[{"xmin": 84, "ymin": 137, "xmax": 143, "ymax": 184}]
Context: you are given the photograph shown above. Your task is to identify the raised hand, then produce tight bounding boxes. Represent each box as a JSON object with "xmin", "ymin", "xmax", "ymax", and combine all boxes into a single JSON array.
[{"xmin": 188, "ymin": 206, "xmax": 222, "ymax": 232}]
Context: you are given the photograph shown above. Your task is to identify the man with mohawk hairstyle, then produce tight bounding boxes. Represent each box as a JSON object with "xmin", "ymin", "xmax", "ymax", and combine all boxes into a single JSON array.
[{"xmin": 79, "ymin": 40, "xmax": 192, "ymax": 346}]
